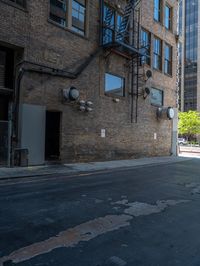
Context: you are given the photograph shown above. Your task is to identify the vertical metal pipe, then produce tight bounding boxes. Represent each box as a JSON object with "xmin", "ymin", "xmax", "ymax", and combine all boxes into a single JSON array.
[
  {"xmin": 131, "ymin": 57, "xmax": 134, "ymax": 123},
  {"xmin": 135, "ymin": 18, "xmax": 140, "ymax": 123}
]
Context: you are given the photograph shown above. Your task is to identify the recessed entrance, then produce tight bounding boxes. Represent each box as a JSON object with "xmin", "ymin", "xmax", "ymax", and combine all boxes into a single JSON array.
[
  {"xmin": 0, "ymin": 96, "xmax": 8, "ymax": 121},
  {"xmin": 45, "ymin": 111, "xmax": 61, "ymax": 161}
]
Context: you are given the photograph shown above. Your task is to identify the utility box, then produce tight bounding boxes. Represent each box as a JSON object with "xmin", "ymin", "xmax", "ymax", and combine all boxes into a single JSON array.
[{"xmin": 14, "ymin": 148, "xmax": 29, "ymax": 167}]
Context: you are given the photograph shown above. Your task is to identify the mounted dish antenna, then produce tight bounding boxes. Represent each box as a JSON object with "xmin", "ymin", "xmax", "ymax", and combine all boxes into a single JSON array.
[
  {"xmin": 146, "ymin": 70, "xmax": 152, "ymax": 80},
  {"xmin": 143, "ymin": 87, "xmax": 150, "ymax": 99}
]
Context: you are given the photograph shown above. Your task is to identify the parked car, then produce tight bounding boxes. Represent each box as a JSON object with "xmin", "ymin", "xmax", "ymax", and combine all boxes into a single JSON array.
[{"xmin": 178, "ymin": 138, "xmax": 187, "ymax": 145}]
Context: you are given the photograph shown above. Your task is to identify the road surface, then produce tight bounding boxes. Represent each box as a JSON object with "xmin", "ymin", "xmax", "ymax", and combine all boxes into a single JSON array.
[{"xmin": 1, "ymin": 158, "xmax": 200, "ymax": 265}]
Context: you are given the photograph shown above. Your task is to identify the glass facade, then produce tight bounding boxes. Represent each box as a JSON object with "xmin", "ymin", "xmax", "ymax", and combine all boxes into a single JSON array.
[{"xmin": 184, "ymin": 0, "xmax": 198, "ymax": 111}]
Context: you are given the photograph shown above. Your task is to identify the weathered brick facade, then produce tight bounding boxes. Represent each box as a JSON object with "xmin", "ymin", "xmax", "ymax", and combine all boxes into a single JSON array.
[{"xmin": 0, "ymin": 0, "xmax": 178, "ymax": 165}]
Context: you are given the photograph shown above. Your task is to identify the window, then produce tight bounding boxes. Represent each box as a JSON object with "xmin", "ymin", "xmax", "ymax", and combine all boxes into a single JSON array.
[
  {"xmin": 8, "ymin": 0, "xmax": 26, "ymax": 7},
  {"xmin": 164, "ymin": 43, "xmax": 172, "ymax": 75},
  {"xmin": 140, "ymin": 29, "xmax": 151, "ymax": 65},
  {"xmin": 102, "ymin": 4, "xmax": 123, "ymax": 44},
  {"xmin": 154, "ymin": 0, "xmax": 162, "ymax": 22},
  {"xmin": 153, "ymin": 37, "xmax": 162, "ymax": 70},
  {"xmin": 150, "ymin": 88, "xmax": 163, "ymax": 106},
  {"xmin": 72, "ymin": 0, "xmax": 86, "ymax": 35},
  {"xmin": 164, "ymin": 4, "xmax": 172, "ymax": 30},
  {"xmin": 105, "ymin": 73, "xmax": 125, "ymax": 97},
  {"xmin": 49, "ymin": 0, "xmax": 86, "ymax": 36},
  {"xmin": 50, "ymin": 0, "xmax": 67, "ymax": 27}
]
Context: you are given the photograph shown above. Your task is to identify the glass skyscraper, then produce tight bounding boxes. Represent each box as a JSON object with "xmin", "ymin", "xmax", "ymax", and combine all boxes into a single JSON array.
[{"xmin": 179, "ymin": 0, "xmax": 199, "ymax": 111}]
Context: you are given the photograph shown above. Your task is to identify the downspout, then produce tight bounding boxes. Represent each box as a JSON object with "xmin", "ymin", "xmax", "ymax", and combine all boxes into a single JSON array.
[
  {"xmin": 135, "ymin": 15, "xmax": 140, "ymax": 124},
  {"xmin": 131, "ymin": 57, "xmax": 134, "ymax": 123}
]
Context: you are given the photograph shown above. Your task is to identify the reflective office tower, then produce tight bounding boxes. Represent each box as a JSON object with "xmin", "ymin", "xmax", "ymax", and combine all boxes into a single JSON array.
[{"xmin": 179, "ymin": 0, "xmax": 200, "ymax": 111}]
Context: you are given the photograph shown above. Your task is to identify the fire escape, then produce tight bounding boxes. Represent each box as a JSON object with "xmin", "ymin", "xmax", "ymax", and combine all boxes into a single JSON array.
[{"xmin": 100, "ymin": 0, "xmax": 146, "ymax": 123}]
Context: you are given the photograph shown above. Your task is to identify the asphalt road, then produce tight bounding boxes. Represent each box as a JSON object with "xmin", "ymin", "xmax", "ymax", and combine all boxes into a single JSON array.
[{"xmin": 1, "ymin": 158, "xmax": 200, "ymax": 266}]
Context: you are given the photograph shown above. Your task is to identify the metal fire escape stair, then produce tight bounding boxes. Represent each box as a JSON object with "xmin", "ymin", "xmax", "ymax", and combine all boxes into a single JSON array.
[
  {"xmin": 116, "ymin": 0, "xmax": 141, "ymax": 41},
  {"xmin": 104, "ymin": 7, "xmax": 114, "ymax": 26}
]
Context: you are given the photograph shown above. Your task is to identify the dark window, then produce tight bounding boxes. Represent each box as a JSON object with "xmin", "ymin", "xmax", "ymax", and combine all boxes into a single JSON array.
[
  {"xmin": 0, "ymin": 51, "xmax": 6, "ymax": 88},
  {"xmin": 164, "ymin": 43, "xmax": 172, "ymax": 75},
  {"xmin": 50, "ymin": 0, "xmax": 67, "ymax": 27},
  {"xmin": 140, "ymin": 29, "xmax": 151, "ymax": 65},
  {"xmin": 153, "ymin": 37, "xmax": 162, "ymax": 70},
  {"xmin": 49, "ymin": 0, "xmax": 87, "ymax": 36},
  {"xmin": 8, "ymin": 0, "xmax": 26, "ymax": 7},
  {"xmin": 164, "ymin": 4, "xmax": 172, "ymax": 30},
  {"xmin": 154, "ymin": 0, "xmax": 162, "ymax": 22},
  {"xmin": 150, "ymin": 88, "xmax": 163, "ymax": 106},
  {"xmin": 105, "ymin": 73, "xmax": 125, "ymax": 97}
]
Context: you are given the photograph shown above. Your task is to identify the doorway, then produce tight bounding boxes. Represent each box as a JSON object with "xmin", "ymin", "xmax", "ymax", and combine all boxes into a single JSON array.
[{"xmin": 45, "ymin": 111, "xmax": 61, "ymax": 161}]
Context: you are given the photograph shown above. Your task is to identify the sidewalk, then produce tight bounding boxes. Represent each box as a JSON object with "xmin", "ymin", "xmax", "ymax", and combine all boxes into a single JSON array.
[{"xmin": 0, "ymin": 156, "xmax": 191, "ymax": 180}]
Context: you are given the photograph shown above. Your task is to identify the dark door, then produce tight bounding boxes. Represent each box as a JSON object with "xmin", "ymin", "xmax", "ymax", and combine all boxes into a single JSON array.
[
  {"xmin": 0, "ymin": 96, "xmax": 8, "ymax": 121},
  {"xmin": 45, "ymin": 111, "xmax": 61, "ymax": 160}
]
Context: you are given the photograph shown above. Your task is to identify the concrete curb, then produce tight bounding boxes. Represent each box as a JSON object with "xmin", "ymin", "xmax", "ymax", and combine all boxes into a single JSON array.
[{"xmin": 0, "ymin": 156, "xmax": 192, "ymax": 180}]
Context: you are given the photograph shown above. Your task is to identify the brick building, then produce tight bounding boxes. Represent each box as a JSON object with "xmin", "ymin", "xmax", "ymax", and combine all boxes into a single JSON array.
[{"xmin": 0, "ymin": 0, "xmax": 178, "ymax": 166}]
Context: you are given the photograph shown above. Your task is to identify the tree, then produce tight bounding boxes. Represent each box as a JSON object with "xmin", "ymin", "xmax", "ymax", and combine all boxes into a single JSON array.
[{"xmin": 178, "ymin": 111, "xmax": 200, "ymax": 140}]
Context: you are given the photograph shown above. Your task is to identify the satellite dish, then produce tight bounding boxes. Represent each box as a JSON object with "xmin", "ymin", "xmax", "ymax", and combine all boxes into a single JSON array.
[
  {"xmin": 143, "ymin": 87, "xmax": 150, "ymax": 99},
  {"xmin": 146, "ymin": 70, "xmax": 152, "ymax": 79}
]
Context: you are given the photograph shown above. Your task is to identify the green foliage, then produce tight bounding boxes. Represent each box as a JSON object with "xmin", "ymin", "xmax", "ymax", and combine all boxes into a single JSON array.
[{"xmin": 178, "ymin": 111, "xmax": 200, "ymax": 138}]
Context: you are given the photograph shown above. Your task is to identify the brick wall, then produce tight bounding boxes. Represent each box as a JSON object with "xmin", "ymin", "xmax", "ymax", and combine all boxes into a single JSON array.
[{"xmin": 0, "ymin": 0, "xmax": 178, "ymax": 163}]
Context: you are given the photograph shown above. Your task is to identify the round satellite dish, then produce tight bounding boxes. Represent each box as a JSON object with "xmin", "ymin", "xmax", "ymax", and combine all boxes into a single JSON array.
[
  {"xmin": 144, "ymin": 87, "xmax": 150, "ymax": 95},
  {"xmin": 146, "ymin": 70, "xmax": 152, "ymax": 79}
]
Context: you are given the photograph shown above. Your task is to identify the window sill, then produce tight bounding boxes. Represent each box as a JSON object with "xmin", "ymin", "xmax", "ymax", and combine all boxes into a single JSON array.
[
  {"xmin": 153, "ymin": 67, "xmax": 163, "ymax": 74},
  {"xmin": 0, "ymin": 0, "xmax": 27, "ymax": 12},
  {"xmin": 47, "ymin": 19, "xmax": 89, "ymax": 41},
  {"xmin": 142, "ymin": 62, "xmax": 151, "ymax": 68},
  {"xmin": 164, "ymin": 27, "xmax": 173, "ymax": 34},
  {"xmin": 151, "ymin": 103, "xmax": 163, "ymax": 108},
  {"xmin": 104, "ymin": 93, "xmax": 125, "ymax": 99},
  {"xmin": 153, "ymin": 19, "xmax": 163, "ymax": 27},
  {"xmin": 164, "ymin": 72, "xmax": 173, "ymax": 78}
]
